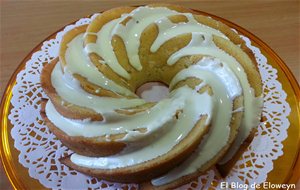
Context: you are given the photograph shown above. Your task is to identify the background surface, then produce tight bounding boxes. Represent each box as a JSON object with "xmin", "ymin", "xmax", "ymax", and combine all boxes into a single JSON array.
[{"xmin": 1, "ymin": 1, "xmax": 299, "ymax": 189}]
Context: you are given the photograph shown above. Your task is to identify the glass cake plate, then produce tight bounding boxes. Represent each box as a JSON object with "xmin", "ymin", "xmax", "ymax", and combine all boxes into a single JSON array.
[{"xmin": 0, "ymin": 9, "xmax": 299, "ymax": 190}]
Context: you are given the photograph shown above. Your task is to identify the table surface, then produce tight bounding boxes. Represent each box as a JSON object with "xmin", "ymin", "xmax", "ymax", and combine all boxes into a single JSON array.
[{"xmin": 0, "ymin": 1, "xmax": 299, "ymax": 189}]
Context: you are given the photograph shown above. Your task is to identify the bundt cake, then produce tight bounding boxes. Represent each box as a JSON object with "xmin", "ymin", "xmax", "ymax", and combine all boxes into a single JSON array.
[{"xmin": 40, "ymin": 3, "xmax": 263, "ymax": 189}]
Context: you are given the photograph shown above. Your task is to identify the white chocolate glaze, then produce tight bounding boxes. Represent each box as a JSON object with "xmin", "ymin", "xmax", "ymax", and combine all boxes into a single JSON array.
[
  {"xmin": 151, "ymin": 57, "xmax": 242, "ymax": 186},
  {"xmin": 112, "ymin": 7, "xmax": 178, "ymax": 70},
  {"xmin": 45, "ymin": 93, "xmax": 185, "ymax": 139},
  {"xmin": 167, "ymin": 33, "xmax": 214, "ymax": 65},
  {"xmin": 151, "ymin": 13, "xmax": 227, "ymax": 52},
  {"xmin": 84, "ymin": 19, "xmax": 131, "ymax": 79},
  {"xmin": 51, "ymin": 63, "xmax": 145, "ymax": 113},
  {"xmin": 65, "ymin": 33, "xmax": 134, "ymax": 96},
  {"xmin": 170, "ymin": 57, "xmax": 242, "ymax": 99},
  {"xmin": 70, "ymin": 86, "xmax": 213, "ymax": 169},
  {"xmin": 167, "ymin": 32, "xmax": 263, "ymax": 164},
  {"xmin": 66, "ymin": 57, "xmax": 240, "ymax": 172},
  {"xmin": 86, "ymin": 7, "xmax": 178, "ymax": 74}
]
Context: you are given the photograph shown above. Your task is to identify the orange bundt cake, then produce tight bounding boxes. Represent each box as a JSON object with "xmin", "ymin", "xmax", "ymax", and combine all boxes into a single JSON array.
[{"xmin": 40, "ymin": 3, "xmax": 263, "ymax": 189}]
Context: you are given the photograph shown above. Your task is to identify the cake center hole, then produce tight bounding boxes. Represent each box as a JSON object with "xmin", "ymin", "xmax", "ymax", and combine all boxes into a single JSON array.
[{"xmin": 136, "ymin": 82, "xmax": 169, "ymax": 102}]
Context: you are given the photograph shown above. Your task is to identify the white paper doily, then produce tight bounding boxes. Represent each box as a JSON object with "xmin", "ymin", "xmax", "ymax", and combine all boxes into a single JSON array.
[{"xmin": 8, "ymin": 14, "xmax": 291, "ymax": 190}]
